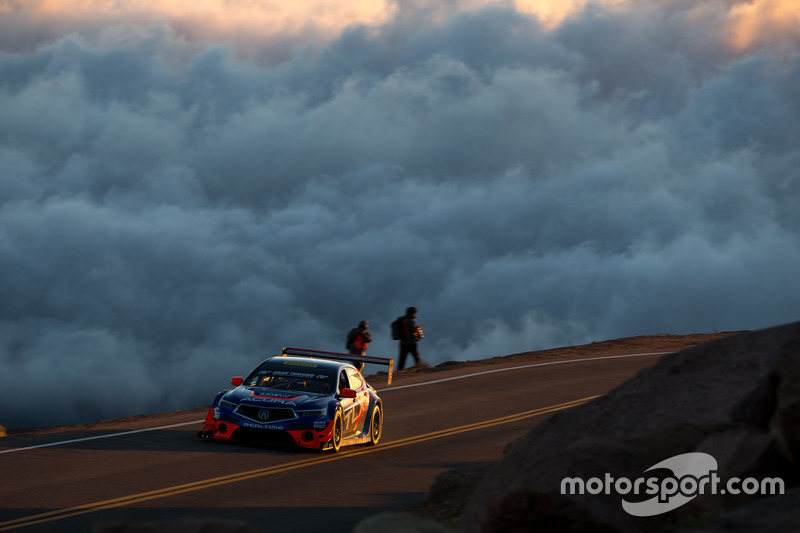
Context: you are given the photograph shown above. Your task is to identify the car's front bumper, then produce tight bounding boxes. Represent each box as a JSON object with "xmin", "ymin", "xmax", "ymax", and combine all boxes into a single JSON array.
[{"xmin": 198, "ymin": 408, "xmax": 335, "ymax": 449}]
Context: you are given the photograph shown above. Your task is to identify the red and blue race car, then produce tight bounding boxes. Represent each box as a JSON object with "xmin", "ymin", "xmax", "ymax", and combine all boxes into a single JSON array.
[{"xmin": 198, "ymin": 348, "xmax": 393, "ymax": 452}]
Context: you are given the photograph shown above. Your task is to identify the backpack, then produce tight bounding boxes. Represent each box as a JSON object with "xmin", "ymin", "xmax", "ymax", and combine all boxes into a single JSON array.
[{"xmin": 391, "ymin": 317, "xmax": 403, "ymax": 340}]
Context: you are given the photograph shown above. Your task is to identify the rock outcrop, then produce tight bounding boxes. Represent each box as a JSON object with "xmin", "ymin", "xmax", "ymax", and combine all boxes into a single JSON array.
[
  {"xmin": 679, "ymin": 487, "xmax": 800, "ymax": 533},
  {"xmin": 351, "ymin": 512, "xmax": 455, "ymax": 533},
  {"xmin": 444, "ymin": 321, "xmax": 800, "ymax": 532}
]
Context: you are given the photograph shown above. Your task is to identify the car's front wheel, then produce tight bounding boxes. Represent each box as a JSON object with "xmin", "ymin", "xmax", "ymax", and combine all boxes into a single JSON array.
[
  {"xmin": 330, "ymin": 410, "xmax": 343, "ymax": 452},
  {"xmin": 369, "ymin": 405, "xmax": 382, "ymax": 446}
]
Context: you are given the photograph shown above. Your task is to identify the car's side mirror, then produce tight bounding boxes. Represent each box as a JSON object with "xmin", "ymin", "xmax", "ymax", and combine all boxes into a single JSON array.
[
  {"xmin": 231, "ymin": 376, "xmax": 244, "ymax": 386},
  {"xmin": 340, "ymin": 388, "xmax": 357, "ymax": 399}
]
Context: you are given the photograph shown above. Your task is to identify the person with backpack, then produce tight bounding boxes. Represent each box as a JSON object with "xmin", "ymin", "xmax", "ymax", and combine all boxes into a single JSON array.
[
  {"xmin": 346, "ymin": 320, "xmax": 372, "ymax": 357},
  {"xmin": 391, "ymin": 306, "xmax": 424, "ymax": 370}
]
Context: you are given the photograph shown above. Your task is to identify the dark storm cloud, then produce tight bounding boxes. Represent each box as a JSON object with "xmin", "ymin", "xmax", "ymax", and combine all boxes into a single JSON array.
[{"xmin": 1, "ymin": 0, "xmax": 799, "ymax": 427}]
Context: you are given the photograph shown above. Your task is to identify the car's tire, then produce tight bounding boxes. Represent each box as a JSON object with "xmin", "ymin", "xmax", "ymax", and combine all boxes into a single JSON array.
[
  {"xmin": 331, "ymin": 410, "xmax": 343, "ymax": 453},
  {"xmin": 368, "ymin": 405, "xmax": 382, "ymax": 446}
]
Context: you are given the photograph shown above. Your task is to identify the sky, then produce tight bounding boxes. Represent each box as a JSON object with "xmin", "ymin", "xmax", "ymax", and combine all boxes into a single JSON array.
[{"xmin": 1, "ymin": 0, "xmax": 799, "ymax": 428}]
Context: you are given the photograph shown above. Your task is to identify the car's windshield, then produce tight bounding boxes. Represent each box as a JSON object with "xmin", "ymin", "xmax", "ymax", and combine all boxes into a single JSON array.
[{"xmin": 245, "ymin": 360, "xmax": 335, "ymax": 394}]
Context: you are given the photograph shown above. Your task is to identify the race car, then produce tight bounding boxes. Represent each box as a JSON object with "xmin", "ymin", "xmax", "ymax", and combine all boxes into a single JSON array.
[{"xmin": 198, "ymin": 348, "xmax": 393, "ymax": 452}]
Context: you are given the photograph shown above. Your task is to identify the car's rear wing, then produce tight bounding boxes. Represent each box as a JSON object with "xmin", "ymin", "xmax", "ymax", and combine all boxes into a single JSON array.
[{"xmin": 281, "ymin": 347, "xmax": 394, "ymax": 385}]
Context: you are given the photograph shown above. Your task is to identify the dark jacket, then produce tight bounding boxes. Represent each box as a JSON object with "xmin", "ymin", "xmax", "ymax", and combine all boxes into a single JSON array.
[{"xmin": 398, "ymin": 316, "xmax": 420, "ymax": 345}]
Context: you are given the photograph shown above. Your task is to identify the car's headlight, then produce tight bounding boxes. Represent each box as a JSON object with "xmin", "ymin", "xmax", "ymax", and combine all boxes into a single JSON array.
[{"xmin": 297, "ymin": 409, "xmax": 327, "ymax": 418}]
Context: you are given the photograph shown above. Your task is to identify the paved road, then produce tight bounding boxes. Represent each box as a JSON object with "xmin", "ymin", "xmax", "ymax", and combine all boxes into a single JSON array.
[{"xmin": 0, "ymin": 351, "xmax": 668, "ymax": 533}]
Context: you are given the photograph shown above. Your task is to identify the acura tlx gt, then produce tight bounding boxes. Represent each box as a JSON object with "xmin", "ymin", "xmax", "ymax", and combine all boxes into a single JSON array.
[{"xmin": 198, "ymin": 348, "xmax": 393, "ymax": 452}]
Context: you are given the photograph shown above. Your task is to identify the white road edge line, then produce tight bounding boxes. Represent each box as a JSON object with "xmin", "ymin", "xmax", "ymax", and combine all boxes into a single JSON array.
[
  {"xmin": 0, "ymin": 350, "xmax": 672, "ymax": 455},
  {"xmin": 378, "ymin": 351, "xmax": 673, "ymax": 391},
  {"xmin": 0, "ymin": 420, "xmax": 203, "ymax": 455}
]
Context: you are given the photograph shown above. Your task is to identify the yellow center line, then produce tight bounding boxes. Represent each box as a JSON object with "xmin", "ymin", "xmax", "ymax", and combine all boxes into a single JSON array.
[{"xmin": 0, "ymin": 395, "xmax": 599, "ymax": 531}]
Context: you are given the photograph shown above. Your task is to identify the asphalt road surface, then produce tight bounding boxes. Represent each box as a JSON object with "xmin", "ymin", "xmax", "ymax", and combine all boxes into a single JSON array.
[{"xmin": 0, "ymin": 349, "xmax": 673, "ymax": 533}]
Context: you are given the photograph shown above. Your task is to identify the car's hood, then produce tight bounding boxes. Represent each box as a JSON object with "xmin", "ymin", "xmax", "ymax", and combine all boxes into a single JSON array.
[{"xmin": 225, "ymin": 386, "xmax": 327, "ymax": 408}]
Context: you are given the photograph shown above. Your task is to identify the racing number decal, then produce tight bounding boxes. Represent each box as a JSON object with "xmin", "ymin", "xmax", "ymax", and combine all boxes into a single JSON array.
[
  {"xmin": 341, "ymin": 400, "xmax": 357, "ymax": 433},
  {"xmin": 355, "ymin": 392, "xmax": 369, "ymax": 430},
  {"xmin": 342, "ymin": 390, "xmax": 368, "ymax": 433},
  {"xmin": 340, "ymin": 368, "xmax": 370, "ymax": 435}
]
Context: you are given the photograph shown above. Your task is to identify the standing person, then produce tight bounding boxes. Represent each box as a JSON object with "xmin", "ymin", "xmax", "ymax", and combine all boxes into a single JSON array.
[
  {"xmin": 346, "ymin": 321, "xmax": 372, "ymax": 371},
  {"xmin": 346, "ymin": 320, "xmax": 372, "ymax": 355},
  {"xmin": 392, "ymin": 307, "xmax": 424, "ymax": 370}
]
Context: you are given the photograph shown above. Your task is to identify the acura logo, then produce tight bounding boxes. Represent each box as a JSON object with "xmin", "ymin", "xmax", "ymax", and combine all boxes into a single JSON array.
[{"xmin": 258, "ymin": 409, "xmax": 269, "ymax": 421}]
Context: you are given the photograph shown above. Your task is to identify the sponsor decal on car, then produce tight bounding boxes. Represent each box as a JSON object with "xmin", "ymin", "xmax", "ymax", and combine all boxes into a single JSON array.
[
  {"xmin": 282, "ymin": 361, "xmax": 319, "ymax": 368},
  {"xmin": 240, "ymin": 421, "xmax": 287, "ymax": 430},
  {"xmin": 247, "ymin": 397, "xmax": 299, "ymax": 405}
]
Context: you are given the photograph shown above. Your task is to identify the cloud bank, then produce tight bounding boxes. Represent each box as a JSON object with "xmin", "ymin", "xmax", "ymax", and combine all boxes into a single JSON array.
[{"xmin": 1, "ymin": 0, "xmax": 799, "ymax": 427}]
